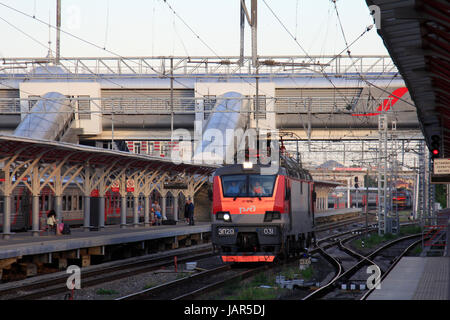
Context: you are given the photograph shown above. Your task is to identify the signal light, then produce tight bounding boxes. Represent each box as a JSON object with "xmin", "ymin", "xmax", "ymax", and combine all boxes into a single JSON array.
[{"xmin": 430, "ymin": 135, "xmax": 441, "ymax": 159}]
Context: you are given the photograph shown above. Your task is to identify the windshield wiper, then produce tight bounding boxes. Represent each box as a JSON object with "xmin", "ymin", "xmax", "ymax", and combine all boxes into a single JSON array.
[{"xmin": 233, "ymin": 187, "xmax": 246, "ymax": 201}]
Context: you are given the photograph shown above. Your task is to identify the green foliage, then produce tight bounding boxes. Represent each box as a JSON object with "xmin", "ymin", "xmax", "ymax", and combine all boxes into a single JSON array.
[
  {"xmin": 411, "ymin": 244, "xmax": 422, "ymax": 256},
  {"xmin": 96, "ymin": 288, "xmax": 119, "ymax": 295},
  {"xmin": 143, "ymin": 282, "xmax": 156, "ymax": 290},
  {"xmin": 226, "ymin": 287, "xmax": 278, "ymax": 300},
  {"xmin": 399, "ymin": 225, "xmax": 422, "ymax": 236},
  {"xmin": 280, "ymin": 267, "xmax": 297, "ymax": 280},
  {"xmin": 250, "ymin": 272, "xmax": 275, "ymax": 287},
  {"xmin": 435, "ymin": 184, "xmax": 447, "ymax": 209},
  {"xmin": 212, "ymin": 265, "xmax": 317, "ymax": 300},
  {"xmin": 176, "ymin": 272, "xmax": 189, "ymax": 279},
  {"xmin": 353, "ymin": 224, "xmax": 422, "ymax": 249},
  {"xmin": 300, "ymin": 266, "xmax": 314, "ymax": 280}
]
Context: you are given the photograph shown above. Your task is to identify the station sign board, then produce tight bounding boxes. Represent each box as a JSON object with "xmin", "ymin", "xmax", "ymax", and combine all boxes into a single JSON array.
[
  {"xmin": 433, "ymin": 159, "xmax": 450, "ymax": 175},
  {"xmin": 431, "ymin": 159, "xmax": 450, "ymax": 184}
]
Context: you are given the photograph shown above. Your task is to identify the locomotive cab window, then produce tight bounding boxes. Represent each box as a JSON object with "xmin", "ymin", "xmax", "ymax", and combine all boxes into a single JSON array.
[{"xmin": 221, "ymin": 174, "xmax": 276, "ymax": 198}]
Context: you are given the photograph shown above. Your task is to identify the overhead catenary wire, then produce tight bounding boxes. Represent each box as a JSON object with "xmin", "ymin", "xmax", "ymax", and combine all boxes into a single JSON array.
[
  {"xmin": 261, "ymin": 0, "xmax": 355, "ymax": 107},
  {"xmin": 163, "ymin": 0, "xmax": 220, "ymax": 59},
  {"xmin": 0, "ymin": 13, "xmax": 130, "ymax": 108},
  {"xmin": 161, "ymin": 0, "xmax": 275, "ymax": 100},
  {"xmin": 103, "ymin": 0, "xmax": 110, "ymax": 50},
  {"xmin": 0, "ymin": 0, "xmax": 415, "ymax": 139},
  {"xmin": 330, "ymin": 0, "xmax": 415, "ymax": 108},
  {"xmin": 0, "ymin": 1, "xmax": 209, "ymax": 99},
  {"xmin": 263, "ymin": 0, "xmax": 414, "ymax": 110}
]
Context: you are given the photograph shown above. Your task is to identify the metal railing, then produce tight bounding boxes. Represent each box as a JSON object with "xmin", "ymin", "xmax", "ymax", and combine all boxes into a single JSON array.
[
  {"xmin": 0, "ymin": 55, "xmax": 398, "ymax": 78},
  {"xmin": 0, "ymin": 95, "xmax": 399, "ymax": 115}
]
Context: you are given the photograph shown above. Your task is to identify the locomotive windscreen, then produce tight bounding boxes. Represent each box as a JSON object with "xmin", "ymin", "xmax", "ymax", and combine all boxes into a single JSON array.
[{"xmin": 221, "ymin": 175, "xmax": 277, "ymax": 198}]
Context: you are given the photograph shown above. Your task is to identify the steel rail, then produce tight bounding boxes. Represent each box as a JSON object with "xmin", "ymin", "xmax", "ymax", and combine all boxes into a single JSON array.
[
  {"xmin": 303, "ymin": 232, "xmax": 422, "ymax": 300},
  {"xmin": 360, "ymin": 237, "xmax": 423, "ymax": 300},
  {"xmin": 2, "ymin": 245, "xmax": 213, "ymax": 300}
]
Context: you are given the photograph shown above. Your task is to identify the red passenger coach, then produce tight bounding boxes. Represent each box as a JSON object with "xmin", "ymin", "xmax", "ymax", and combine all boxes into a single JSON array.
[{"xmin": 211, "ymin": 155, "xmax": 316, "ymax": 263}]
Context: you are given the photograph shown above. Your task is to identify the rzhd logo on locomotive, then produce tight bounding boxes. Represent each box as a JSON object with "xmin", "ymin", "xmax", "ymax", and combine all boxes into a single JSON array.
[{"xmin": 239, "ymin": 206, "xmax": 256, "ymax": 214}]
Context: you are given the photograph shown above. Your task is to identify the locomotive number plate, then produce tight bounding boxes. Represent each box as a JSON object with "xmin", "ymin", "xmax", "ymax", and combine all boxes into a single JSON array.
[
  {"xmin": 218, "ymin": 228, "xmax": 235, "ymax": 236},
  {"xmin": 262, "ymin": 227, "xmax": 276, "ymax": 236}
]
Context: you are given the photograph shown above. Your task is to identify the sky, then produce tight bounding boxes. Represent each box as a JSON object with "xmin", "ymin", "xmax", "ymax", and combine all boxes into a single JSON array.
[{"xmin": 0, "ymin": 0, "xmax": 389, "ymax": 59}]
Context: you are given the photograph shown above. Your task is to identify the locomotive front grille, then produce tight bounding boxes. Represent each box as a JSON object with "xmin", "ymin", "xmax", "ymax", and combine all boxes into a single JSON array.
[{"xmin": 236, "ymin": 232, "xmax": 260, "ymax": 252}]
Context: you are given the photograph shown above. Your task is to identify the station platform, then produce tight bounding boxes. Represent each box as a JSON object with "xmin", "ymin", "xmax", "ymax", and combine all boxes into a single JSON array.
[
  {"xmin": 0, "ymin": 222, "xmax": 211, "ymax": 261},
  {"xmin": 367, "ymin": 256, "xmax": 450, "ymax": 300},
  {"xmin": 0, "ymin": 207, "xmax": 360, "ymax": 261},
  {"xmin": 315, "ymin": 208, "xmax": 362, "ymax": 223}
]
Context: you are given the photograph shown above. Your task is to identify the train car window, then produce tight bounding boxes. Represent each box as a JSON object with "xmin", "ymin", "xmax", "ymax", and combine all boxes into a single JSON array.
[
  {"xmin": 221, "ymin": 175, "xmax": 248, "ymax": 197},
  {"xmin": 79, "ymin": 196, "xmax": 83, "ymax": 210},
  {"xmin": 249, "ymin": 175, "xmax": 276, "ymax": 197},
  {"xmin": 67, "ymin": 195, "xmax": 72, "ymax": 211},
  {"xmin": 221, "ymin": 175, "xmax": 277, "ymax": 198},
  {"xmin": 62, "ymin": 196, "xmax": 67, "ymax": 211},
  {"xmin": 73, "ymin": 196, "xmax": 78, "ymax": 210}
]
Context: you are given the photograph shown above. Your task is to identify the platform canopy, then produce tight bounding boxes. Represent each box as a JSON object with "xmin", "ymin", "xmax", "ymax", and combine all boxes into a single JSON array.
[
  {"xmin": 0, "ymin": 135, "xmax": 217, "ymax": 175},
  {"xmin": 365, "ymin": 0, "xmax": 449, "ymax": 155}
]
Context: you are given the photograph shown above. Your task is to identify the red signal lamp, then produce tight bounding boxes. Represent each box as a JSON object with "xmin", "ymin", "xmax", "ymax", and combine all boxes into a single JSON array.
[{"xmin": 432, "ymin": 149, "xmax": 439, "ymax": 155}]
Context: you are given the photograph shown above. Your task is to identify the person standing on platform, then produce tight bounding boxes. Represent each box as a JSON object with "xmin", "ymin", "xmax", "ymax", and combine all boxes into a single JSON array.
[
  {"xmin": 187, "ymin": 199, "xmax": 195, "ymax": 226},
  {"xmin": 184, "ymin": 200, "xmax": 190, "ymax": 224},
  {"xmin": 153, "ymin": 200, "xmax": 162, "ymax": 225}
]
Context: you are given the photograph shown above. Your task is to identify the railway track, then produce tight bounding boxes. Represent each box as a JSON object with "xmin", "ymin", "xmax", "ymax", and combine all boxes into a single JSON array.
[
  {"xmin": 359, "ymin": 238, "xmax": 422, "ymax": 300},
  {"xmin": 0, "ymin": 214, "xmax": 374, "ymax": 300},
  {"xmin": 0, "ymin": 218, "xmax": 415, "ymax": 300},
  {"xmin": 315, "ymin": 213, "xmax": 377, "ymax": 233},
  {"xmin": 0, "ymin": 244, "xmax": 214, "ymax": 300},
  {"xmin": 303, "ymin": 232, "xmax": 422, "ymax": 300},
  {"xmin": 116, "ymin": 264, "xmax": 268, "ymax": 300},
  {"xmin": 123, "ymin": 223, "xmax": 417, "ymax": 301},
  {"xmin": 115, "ymin": 225, "xmax": 375, "ymax": 301}
]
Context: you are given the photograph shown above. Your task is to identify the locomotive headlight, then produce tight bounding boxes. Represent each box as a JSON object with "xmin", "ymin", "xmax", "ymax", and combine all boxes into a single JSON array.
[
  {"xmin": 216, "ymin": 211, "xmax": 232, "ymax": 222},
  {"xmin": 243, "ymin": 161, "xmax": 253, "ymax": 169}
]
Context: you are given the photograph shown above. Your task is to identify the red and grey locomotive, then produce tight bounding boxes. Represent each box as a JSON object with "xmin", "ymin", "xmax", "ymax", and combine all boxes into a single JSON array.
[{"xmin": 211, "ymin": 155, "xmax": 315, "ymax": 262}]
